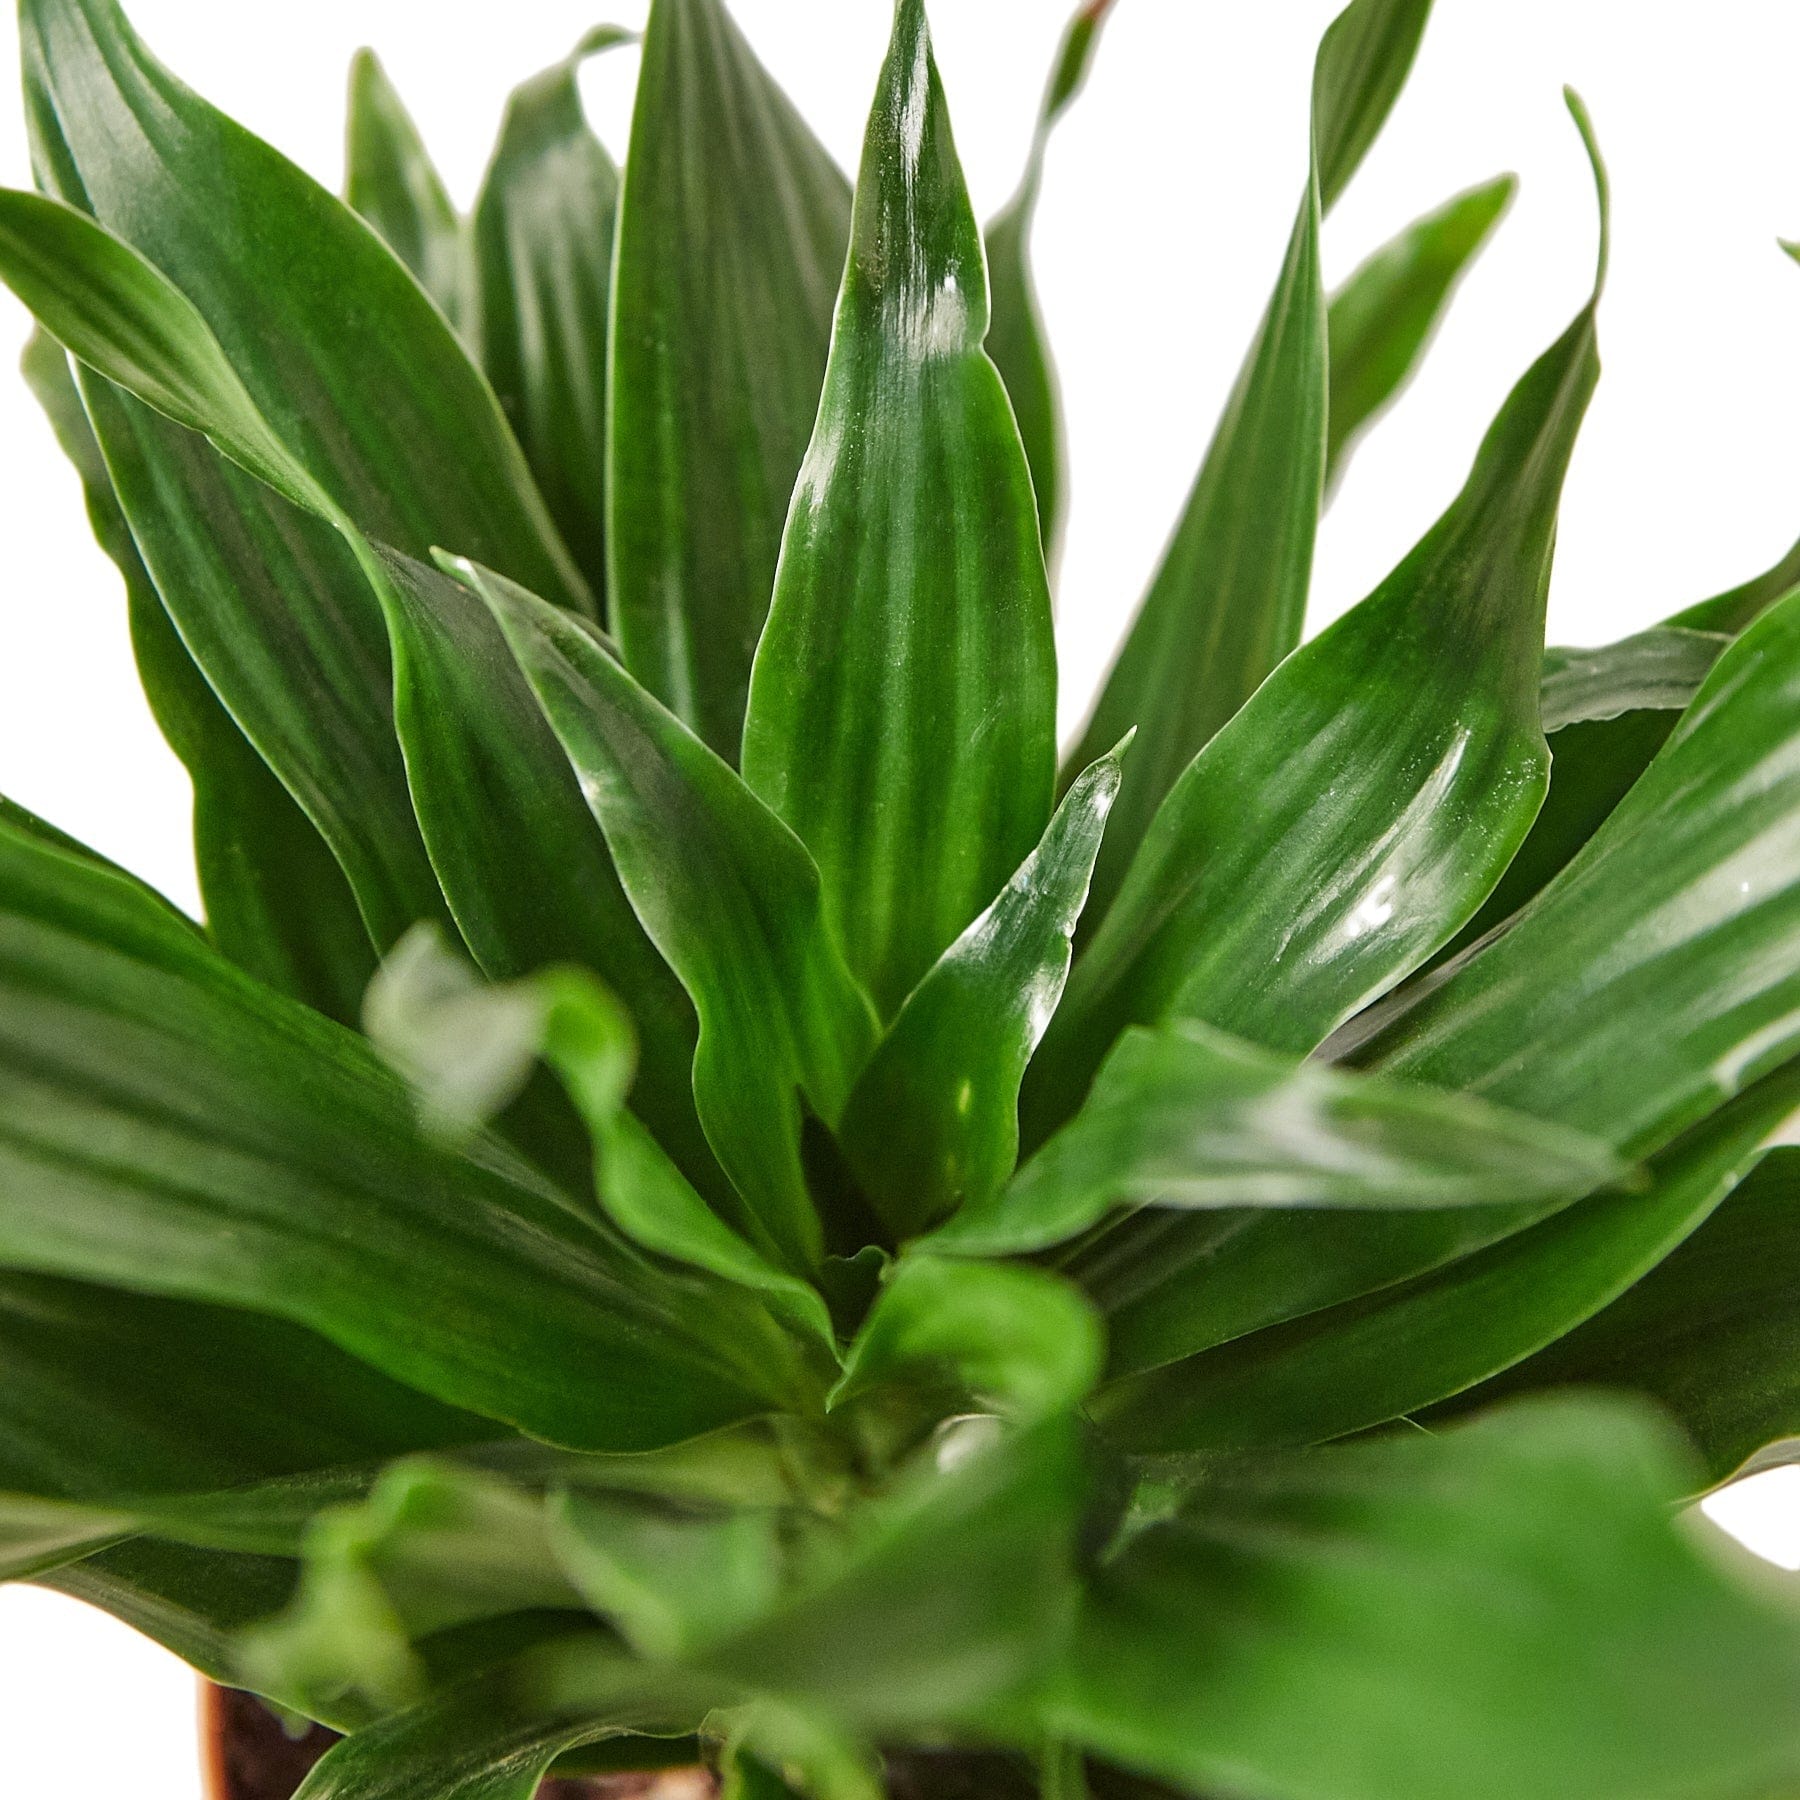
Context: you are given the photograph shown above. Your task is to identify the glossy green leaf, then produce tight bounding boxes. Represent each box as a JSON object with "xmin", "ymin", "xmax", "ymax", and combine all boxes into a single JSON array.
[
  {"xmin": 344, "ymin": 50, "xmax": 470, "ymax": 334},
  {"xmin": 608, "ymin": 0, "xmax": 850, "ymax": 755},
  {"xmin": 835, "ymin": 742, "xmax": 1125, "ymax": 1240},
  {"xmin": 1030, "ymin": 130, "xmax": 1603, "ymax": 1131},
  {"xmin": 1668, "ymin": 532, "xmax": 1800, "ymax": 635},
  {"xmin": 1362, "ymin": 577, "xmax": 1800, "ymax": 1159},
  {"xmin": 984, "ymin": 0, "xmax": 1116, "ymax": 561},
  {"xmin": 472, "ymin": 30, "xmax": 631, "ymax": 603},
  {"xmin": 19, "ymin": 330, "xmax": 377, "ymax": 1021},
  {"xmin": 550, "ymin": 1487, "xmax": 786, "ymax": 1661},
  {"xmin": 1538, "ymin": 624, "xmax": 1730, "ymax": 733},
  {"xmin": 1325, "ymin": 173, "xmax": 1513, "ymax": 490},
  {"xmin": 463, "ymin": 557, "xmax": 879, "ymax": 1275},
  {"xmin": 0, "ymin": 1269, "xmax": 487, "ymax": 1508},
  {"xmin": 242, "ymin": 1461, "xmax": 584, "ymax": 1715},
  {"xmin": 0, "ymin": 817, "xmax": 807, "ymax": 1448},
  {"xmin": 1054, "ymin": 1397, "xmax": 1800, "ymax": 1800},
  {"xmin": 365, "ymin": 926, "xmax": 836, "ymax": 1356},
  {"xmin": 1463, "ymin": 1145, "xmax": 1800, "ymax": 1487},
  {"xmin": 742, "ymin": 0, "xmax": 1058, "ymax": 1021},
  {"xmin": 1063, "ymin": 0, "xmax": 1431, "ymax": 935},
  {"xmin": 368, "ymin": 549, "xmax": 711, "ymax": 1183},
  {"xmin": 830, "ymin": 1257, "xmax": 1102, "ymax": 1424},
  {"xmin": 1095, "ymin": 1060, "xmax": 1800, "ymax": 1450},
  {"xmin": 936, "ymin": 1020, "xmax": 1620, "ymax": 1263},
  {"xmin": 23, "ymin": 0, "xmax": 592, "ymax": 612}
]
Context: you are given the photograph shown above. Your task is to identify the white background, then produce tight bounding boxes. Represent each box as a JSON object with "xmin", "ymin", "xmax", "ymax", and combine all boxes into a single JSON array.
[{"xmin": 3, "ymin": 1, "xmax": 1800, "ymax": 1791}]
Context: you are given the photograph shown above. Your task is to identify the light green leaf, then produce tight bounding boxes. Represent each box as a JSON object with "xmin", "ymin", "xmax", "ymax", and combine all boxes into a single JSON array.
[
  {"xmin": 1668, "ymin": 532, "xmax": 1800, "ymax": 635},
  {"xmin": 741, "ymin": 0, "xmax": 1058, "ymax": 1020},
  {"xmin": 365, "ymin": 925, "xmax": 836, "ymax": 1356},
  {"xmin": 985, "ymin": 0, "xmax": 1116, "ymax": 561},
  {"xmin": 1094, "ymin": 1061, "xmax": 1800, "ymax": 1451},
  {"xmin": 608, "ymin": 0, "xmax": 850, "ymax": 755},
  {"xmin": 23, "ymin": 0, "xmax": 592, "ymax": 612},
  {"xmin": 19, "ymin": 330, "xmax": 377, "ymax": 1021},
  {"xmin": 836, "ymin": 742, "xmax": 1126, "ymax": 1240},
  {"xmin": 472, "ymin": 30, "xmax": 632, "ymax": 603},
  {"xmin": 1063, "ymin": 0, "xmax": 1431, "ymax": 936},
  {"xmin": 1031, "ymin": 103, "xmax": 1604, "ymax": 1131},
  {"xmin": 241, "ymin": 1461, "xmax": 583, "ymax": 1715},
  {"xmin": 1462, "ymin": 1144, "xmax": 1800, "ymax": 1488},
  {"xmin": 831, "ymin": 1257, "xmax": 1102, "ymax": 1423},
  {"xmin": 0, "ymin": 817, "xmax": 804, "ymax": 1449},
  {"xmin": 1325, "ymin": 173, "xmax": 1513, "ymax": 489},
  {"xmin": 344, "ymin": 50, "xmax": 470, "ymax": 335},
  {"xmin": 550, "ymin": 1487, "xmax": 786, "ymax": 1661},
  {"xmin": 936, "ymin": 1019, "xmax": 1621, "ymax": 1263},
  {"xmin": 1539, "ymin": 625, "xmax": 1730, "ymax": 733},
  {"xmin": 462, "ymin": 558, "xmax": 879, "ymax": 1275},
  {"xmin": 1054, "ymin": 1397, "xmax": 1800, "ymax": 1800}
]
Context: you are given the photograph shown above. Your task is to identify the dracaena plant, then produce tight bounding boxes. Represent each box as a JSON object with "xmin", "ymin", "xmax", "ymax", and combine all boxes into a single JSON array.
[{"xmin": 5, "ymin": 0, "xmax": 1800, "ymax": 1795}]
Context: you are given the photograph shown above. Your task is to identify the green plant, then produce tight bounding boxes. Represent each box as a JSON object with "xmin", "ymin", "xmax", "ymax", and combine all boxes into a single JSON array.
[{"xmin": 4, "ymin": 0, "xmax": 1800, "ymax": 1793}]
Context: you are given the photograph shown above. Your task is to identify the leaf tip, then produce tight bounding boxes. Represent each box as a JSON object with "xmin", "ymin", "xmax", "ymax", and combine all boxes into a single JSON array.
[{"xmin": 1562, "ymin": 85, "xmax": 1609, "ymax": 297}]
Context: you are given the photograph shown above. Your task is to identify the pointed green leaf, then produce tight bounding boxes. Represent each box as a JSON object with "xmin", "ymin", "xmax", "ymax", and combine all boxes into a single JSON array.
[
  {"xmin": 344, "ymin": 50, "xmax": 470, "ymax": 334},
  {"xmin": 831, "ymin": 1257, "xmax": 1102, "ymax": 1423},
  {"xmin": 1054, "ymin": 1398, "xmax": 1800, "ymax": 1800},
  {"xmin": 935, "ymin": 1020, "xmax": 1621, "ymax": 1263},
  {"xmin": 1063, "ymin": 0, "xmax": 1430, "ymax": 935},
  {"xmin": 1362, "ymin": 575, "xmax": 1800, "ymax": 1159},
  {"xmin": 608, "ymin": 0, "xmax": 850, "ymax": 754},
  {"xmin": 22, "ymin": 0, "xmax": 592, "ymax": 611},
  {"xmin": 1031, "ymin": 128, "xmax": 1603, "ymax": 1131},
  {"xmin": 19, "ymin": 331, "xmax": 377, "ymax": 1021},
  {"xmin": 1095, "ymin": 1061, "xmax": 1800, "ymax": 1450},
  {"xmin": 984, "ymin": 0, "xmax": 1116, "ymax": 560},
  {"xmin": 472, "ymin": 31, "xmax": 631, "ymax": 604},
  {"xmin": 463, "ymin": 558, "xmax": 878, "ymax": 1275},
  {"xmin": 836, "ymin": 742, "xmax": 1125, "ymax": 1240},
  {"xmin": 365, "ymin": 926, "xmax": 836, "ymax": 1356},
  {"xmin": 1462, "ymin": 1145, "xmax": 1800, "ymax": 1487},
  {"xmin": 0, "ymin": 817, "xmax": 804, "ymax": 1448},
  {"xmin": 367, "ymin": 550, "xmax": 712, "ymax": 1182},
  {"xmin": 741, "ymin": 0, "xmax": 1058, "ymax": 1019},
  {"xmin": 1325, "ymin": 173, "xmax": 1513, "ymax": 489},
  {"xmin": 1668, "ymin": 533, "xmax": 1800, "ymax": 635}
]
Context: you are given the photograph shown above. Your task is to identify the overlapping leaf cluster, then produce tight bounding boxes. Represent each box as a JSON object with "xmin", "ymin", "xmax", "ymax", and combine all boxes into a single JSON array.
[{"xmin": 3, "ymin": 0, "xmax": 1800, "ymax": 1796}]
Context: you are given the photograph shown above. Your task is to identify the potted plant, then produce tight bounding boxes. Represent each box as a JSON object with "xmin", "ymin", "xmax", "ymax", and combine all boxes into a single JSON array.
[{"xmin": 3, "ymin": 0, "xmax": 1800, "ymax": 1794}]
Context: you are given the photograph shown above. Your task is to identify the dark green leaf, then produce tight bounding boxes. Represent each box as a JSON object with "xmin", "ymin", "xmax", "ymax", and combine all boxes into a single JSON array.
[
  {"xmin": 1063, "ymin": 0, "xmax": 1430, "ymax": 936},
  {"xmin": 365, "ymin": 926, "xmax": 835, "ymax": 1355},
  {"xmin": 608, "ymin": 0, "xmax": 850, "ymax": 755},
  {"xmin": 1031, "ymin": 122, "xmax": 1603, "ymax": 1131},
  {"xmin": 0, "ymin": 817, "xmax": 806, "ymax": 1448},
  {"xmin": 936, "ymin": 1020, "xmax": 1620, "ymax": 1263},
  {"xmin": 1325, "ymin": 174, "xmax": 1513, "ymax": 489},
  {"xmin": 830, "ymin": 1257, "xmax": 1101, "ymax": 1423},
  {"xmin": 1094, "ymin": 1061, "xmax": 1800, "ymax": 1450},
  {"xmin": 984, "ymin": 0, "xmax": 1116, "ymax": 560},
  {"xmin": 463, "ymin": 557, "xmax": 878, "ymax": 1275},
  {"xmin": 472, "ymin": 31, "xmax": 631, "ymax": 603},
  {"xmin": 1053, "ymin": 1397, "xmax": 1800, "ymax": 1800},
  {"xmin": 368, "ymin": 549, "xmax": 712, "ymax": 1184},
  {"xmin": 836, "ymin": 742, "xmax": 1125, "ymax": 1239},
  {"xmin": 19, "ymin": 330, "xmax": 377, "ymax": 1020},
  {"xmin": 344, "ymin": 50, "xmax": 470, "ymax": 334},
  {"xmin": 741, "ymin": 0, "xmax": 1058, "ymax": 1020},
  {"xmin": 23, "ymin": 0, "xmax": 592, "ymax": 611},
  {"xmin": 0, "ymin": 1269, "xmax": 487, "ymax": 1505},
  {"xmin": 1460, "ymin": 1145, "xmax": 1800, "ymax": 1487},
  {"xmin": 1667, "ymin": 532, "xmax": 1800, "ymax": 635}
]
